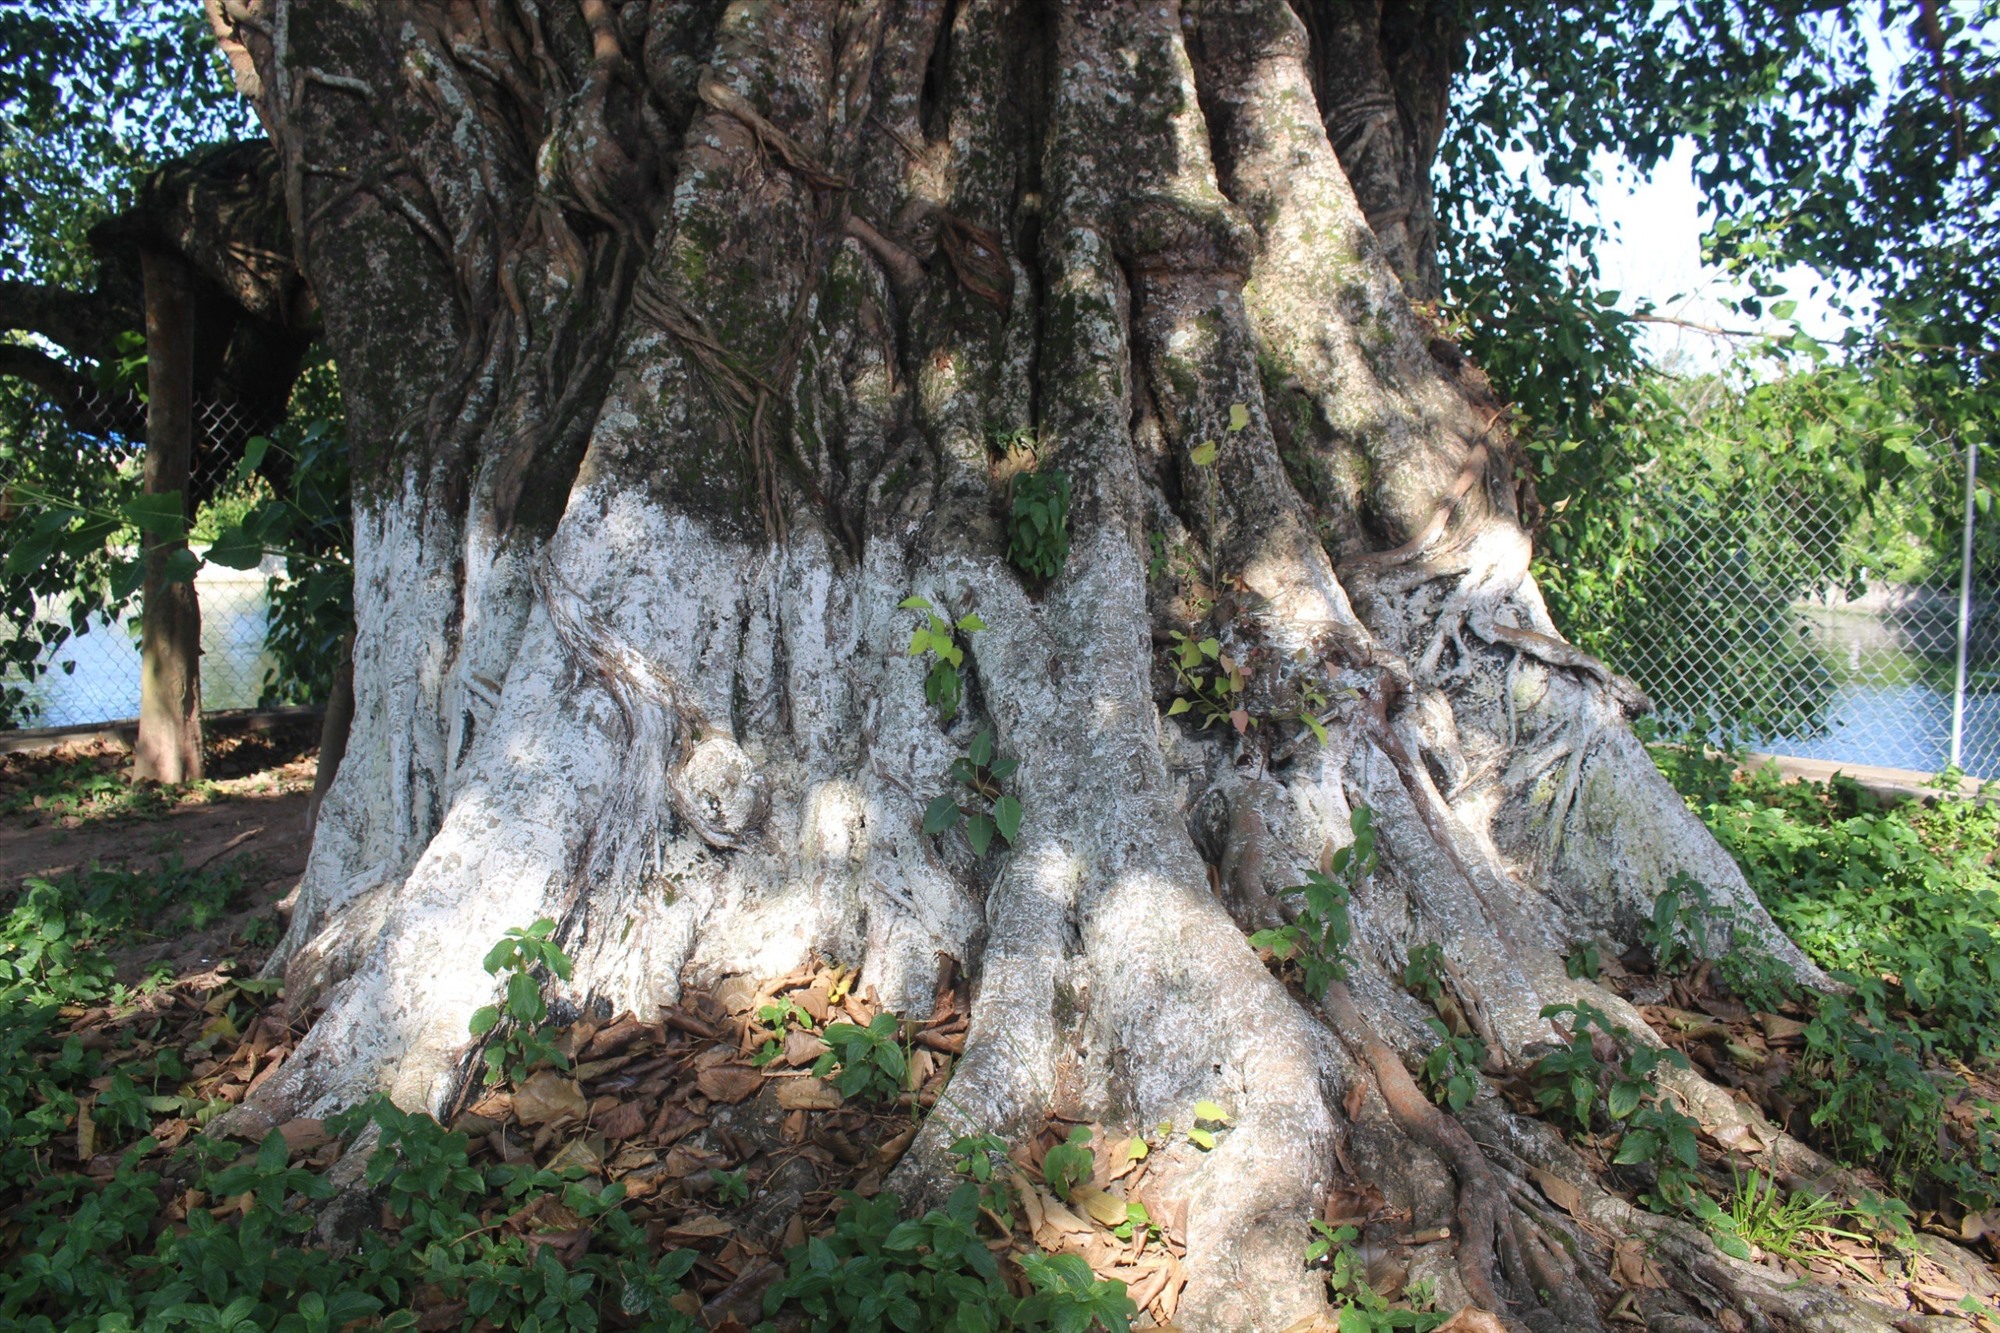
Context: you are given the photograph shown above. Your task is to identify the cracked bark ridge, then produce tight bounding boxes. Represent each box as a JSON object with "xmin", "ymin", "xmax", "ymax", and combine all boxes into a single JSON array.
[{"xmin": 216, "ymin": 1, "xmax": 1905, "ymax": 1328}]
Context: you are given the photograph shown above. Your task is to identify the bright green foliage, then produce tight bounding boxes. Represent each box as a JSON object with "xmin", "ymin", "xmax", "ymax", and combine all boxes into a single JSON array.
[
  {"xmin": 902, "ymin": 596, "xmax": 986, "ymax": 723},
  {"xmin": 752, "ymin": 995, "xmax": 815, "ymax": 1067},
  {"xmin": 1419, "ymin": 1020, "xmax": 1485, "ymax": 1114},
  {"xmin": 1040, "ymin": 1126, "xmax": 1094, "ymax": 1201},
  {"xmin": 761, "ymin": 1184, "xmax": 1135, "ymax": 1332},
  {"xmin": 811, "ymin": 1012, "xmax": 908, "ymax": 1103},
  {"xmin": 1692, "ymin": 1167, "xmax": 1866, "ymax": 1264},
  {"xmin": 1660, "ymin": 750, "xmax": 2000, "ymax": 1060},
  {"xmin": 1007, "ymin": 470, "xmax": 1071, "ymax": 580},
  {"xmin": 1305, "ymin": 1222, "xmax": 1448, "ymax": 1332},
  {"xmin": 0, "ymin": 1098, "xmax": 699, "ymax": 1331},
  {"xmin": 469, "ymin": 919, "xmax": 574, "ymax": 1086},
  {"xmin": 1249, "ymin": 805, "xmax": 1376, "ymax": 996},
  {"xmin": 1534, "ymin": 369, "xmax": 1983, "ymax": 747},
  {"xmin": 1163, "ymin": 631, "xmax": 1250, "ymax": 733},
  {"xmin": 924, "ymin": 727, "xmax": 1023, "ymax": 857}
]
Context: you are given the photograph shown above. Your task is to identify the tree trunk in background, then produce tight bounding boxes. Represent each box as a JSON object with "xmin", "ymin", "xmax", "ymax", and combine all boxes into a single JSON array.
[
  {"xmin": 206, "ymin": 2, "xmax": 1888, "ymax": 1327},
  {"xmin": 132, "ymin": 249, "xmax": 203, "ymax": 785}
]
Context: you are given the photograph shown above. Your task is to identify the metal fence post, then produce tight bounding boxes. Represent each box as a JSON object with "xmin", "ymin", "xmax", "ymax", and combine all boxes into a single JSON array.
[{"xmin": 1952, "ymin": 436, "xmax": 1978, "ymax": 771}]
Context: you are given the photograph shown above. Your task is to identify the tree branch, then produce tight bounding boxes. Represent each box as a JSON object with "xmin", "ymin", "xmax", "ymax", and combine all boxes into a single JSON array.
[
  {"xmin": 0, "ymin": 344, "xmax": 145, "ymax": 438},
  {"xmin": 0, "ymin": 279, "xmax": 138, "ymax": 360}
]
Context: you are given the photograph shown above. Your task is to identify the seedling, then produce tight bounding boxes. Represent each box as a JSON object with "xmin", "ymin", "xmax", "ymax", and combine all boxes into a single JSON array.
[
  {"xmin": 1403, "ymin": 943, "xmax": 1445, "ymax": 1004},
  {"xmin": 923, "ymin": 727, "xmax": 1023, "ymax": 856},
  {"xmin": 1041, "ymin": 1125, "xmax": 1095, "ymax": 1200},
  {"xmin": 1307, "ymin": 1220, "xmax": 1449, "ymax": 1330},
  {"xmin": 1007, "ymin": 468, "xmax": 1071, "ymax": 579},
  {"xmin": 811, "ymin": 1012, "xmax": 909, "ymax": 1103},
  {"xmin": 1164, "ymin": 630, "xmax": 1251, "ymax": 734},
  {"xmin": 1563, "ymin": 940, "xmax": 1602, "ymax": 980},
  {"xmin": 902, "ymin": 595, "xmax": 986, "ymax": 723},
  {"xmin": 1250, "ymin": 805, "xmax": 1376, "ymax": 995},
  {"xmin": 1187, "ymin": 1099, "xmax": 1231, "ymax": 1151},
  {"xmin": 468, "ymin": 918, "xmax": 573, "ymax": 1086},
  {"xmin": 1420, "ymin": 1019, "xmax": 1485, "ymax": 1113}
]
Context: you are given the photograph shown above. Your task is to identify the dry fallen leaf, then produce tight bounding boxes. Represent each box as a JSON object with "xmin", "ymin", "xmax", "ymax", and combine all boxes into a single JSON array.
[
  {"xmin": 512, "ymin": 1071, "xmax": 587, "ymax": 1126},
  {"xmin": 276, "ymin": 1117, "xmax": 330, "ymax": 1155},
  {"xmin": 775, "ymin": 1077, "xmax": 843, "ymax": 1110},
  {"xmin": 1433, "ymin": 1311, "xmax": 1509, "ymax": 1333},
  {"xmin": 595, "ymin": 1100, "xmax": 647, "ymax": 1142},
  {"xmin": 1612, "ymin": 1236, "xmax": 1668, "ymax": 1289},
  {"xmin": 1070, "ymin": 1184, "xmax": 1131, "ymax": 1228},
  {"xmin": 1534, "ymin": 1168, "xmax": 1584, "ymax": 1217},
  {"xmin": 696, "ymin": 1064, "xmax": 764, "ymax": 1105}
]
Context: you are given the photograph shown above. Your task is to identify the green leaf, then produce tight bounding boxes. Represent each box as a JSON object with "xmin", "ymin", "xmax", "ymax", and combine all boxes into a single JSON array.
[
  {"xmin": 968, "ymin": 728, "xmax": 994, "ymax": 768},
  {"xmin": 1228, "ymin": 402, "xmax": 1249, "ymax": 432},
  {"xmin": 1167, "ymin": 697, "xmax": 1193, "ymax": 717},
  {"xmin": 966, "ymin": 813, "xmax": 994, "ymax": 857},
  {"xmin": 955, "ymin": 612, "xmax": 987, "ymax": 632},
  {"xmin": 468, "ymin": 1005, "xmax": 501, "ymax": 1036},
  {"xmin": 1189, "ymin": 440, "xmax": 1218, "ymax": 466},
  {"xmin": 121, "ymin": 490, "xmax": 186, "ymax": 538},
  {"xmin": 925, "ymin": 794, "xmax": 963, "ymax": 835},
  {"xmin": 992, "ymin": 794, "xmax": 1023, "ymax": 844},
  {"xmin": 204, "ymin": 524, "xmax": 265, "ymax": 570},
  {"xmin": 1187, "ymin": 1126, "xmax": 1215, "ymax": 1151},
  {"xmin": 162, "ymin": 547, "xmax": 200, "ymax": 583},
  {"xmin": 1192, "ymin": 1100, "xmax": 1230, "ymax": 1125},
  {"xmin": 899, "ymin": 595, "xmax": 933, "ymax": 610}
]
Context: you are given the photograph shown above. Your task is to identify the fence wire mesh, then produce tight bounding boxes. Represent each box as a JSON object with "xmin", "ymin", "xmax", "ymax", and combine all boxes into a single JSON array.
[
  {"xmin": 3, "ymin": 388, "xmax": 277, "ymax": 729},
  {"xmin": 1579, "ymin": 430, "xmax": 2000, "ymax": 779}
]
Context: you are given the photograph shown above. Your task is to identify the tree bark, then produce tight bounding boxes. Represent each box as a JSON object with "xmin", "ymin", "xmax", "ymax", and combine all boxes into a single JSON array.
[
  {"xmin": 132, "ymin": 249, "xmax": 203, "ymax": 785},
  {"xmin": 206, "ymin": 2, "xmax": 1897, "ymax": 1328}
]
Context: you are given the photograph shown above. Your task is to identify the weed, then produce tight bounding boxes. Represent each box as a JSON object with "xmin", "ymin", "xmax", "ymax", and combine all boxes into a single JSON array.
[
  {"xmin": 1419, "ymin": 1019, "xmax": 1485, "ymax": 1113},
  {"xmin": 1042, "ymin": 1125, "xmax": 1095, "ymax": 1200},
  {"xmin": 903, "ymin": 596, "xmax": 986, "ymax": 723},
  {"xmin": 811, "ymin": 1012, "xmax": 909, "ymax": 1103},
  {"xmin": 949, "ymin": 1131, "xmax": 1016, "ymax": 1223},
  {"xmin": 1563, "ymin": 940, "xmax": 1602, "ymax": 980},
  {"xmin": 1306, "ymin": 1221, "xmax": 1449, "ymax": 1330},
  {"xmin": 1007, "ymin": 469, "xmax": 1072, "ymax": 579},
  {"xmin": 714, "ymin": 1166, "xmax": 750, "ymax": 1205},
  {"xmin": 761, "ymin": 1184, "xmax": 1136, "ymax": 1332},
  {"xmin": 752, "ymin": 995, "xmax": 816, "ymax": 1066},
  {"xmin": 468, "ymin": 918, "xmax": 572, "ymax": 1086},
  {"xmin": 1402, "ymin": 942, "xmax": 1445, "ymax": 1004},
  {"xmin": 1164, "ymin": 630, "xmax": 1251, "ymax": 734},
  {"xmin": 1250, "ymin": 805, "xmax": 1376, "ymax": 995},
  {"xmin": 1531, "ymin": 1002, "xmax": 1703, "ymax": 1208},
  {"xmin": 924, "ymin": 727, "xmax": 1023, "ymax": 856},
  {"xmin": 1640, "ymin": 873, "xmax": 1707, "ymax": 975},
  {"xmin": 1187, "ymin": 1100, "xmax": 1232, "ymax": 1152},
  {"xmin": 1692, "ymin": 1168, "xmax": 1866, "ymax": 1263}
]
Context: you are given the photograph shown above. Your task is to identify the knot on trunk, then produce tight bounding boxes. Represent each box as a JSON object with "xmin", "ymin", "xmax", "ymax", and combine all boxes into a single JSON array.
[{"xmin": 677, "ymin": 734, "xmax": 767, "ymax": 846}]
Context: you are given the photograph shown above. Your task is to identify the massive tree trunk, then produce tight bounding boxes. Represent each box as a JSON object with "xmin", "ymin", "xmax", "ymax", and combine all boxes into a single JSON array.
[{"xmin": 214, "ymin": 2, "xmax": 1874, "ymax": 1328}]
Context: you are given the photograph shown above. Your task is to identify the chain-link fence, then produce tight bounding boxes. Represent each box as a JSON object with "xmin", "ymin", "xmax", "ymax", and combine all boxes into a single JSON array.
[
  {"xmin": 1586, "ymin": 431, "xmax": 2000, "ymax": 779},
  {"xmin": 2, "ymin": 389, "xmax": 279, "ymax": 729}
]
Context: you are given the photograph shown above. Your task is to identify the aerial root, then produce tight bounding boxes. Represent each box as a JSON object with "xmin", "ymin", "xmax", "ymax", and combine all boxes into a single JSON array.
[{"xmin": 1324, "ymin": 984, "xmax": 1530, "ymax": 1319}]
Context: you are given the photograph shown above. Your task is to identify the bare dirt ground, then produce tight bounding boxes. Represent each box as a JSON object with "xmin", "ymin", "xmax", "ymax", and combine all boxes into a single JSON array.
[{"xmin": 0, "ymin": 721, "xmax": 319, "ymax": 978}]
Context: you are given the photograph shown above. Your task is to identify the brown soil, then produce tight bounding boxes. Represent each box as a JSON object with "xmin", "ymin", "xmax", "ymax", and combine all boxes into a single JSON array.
[{"xmin": 0, "ymin": 723, "xmax": 319, "ymax": 978}]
